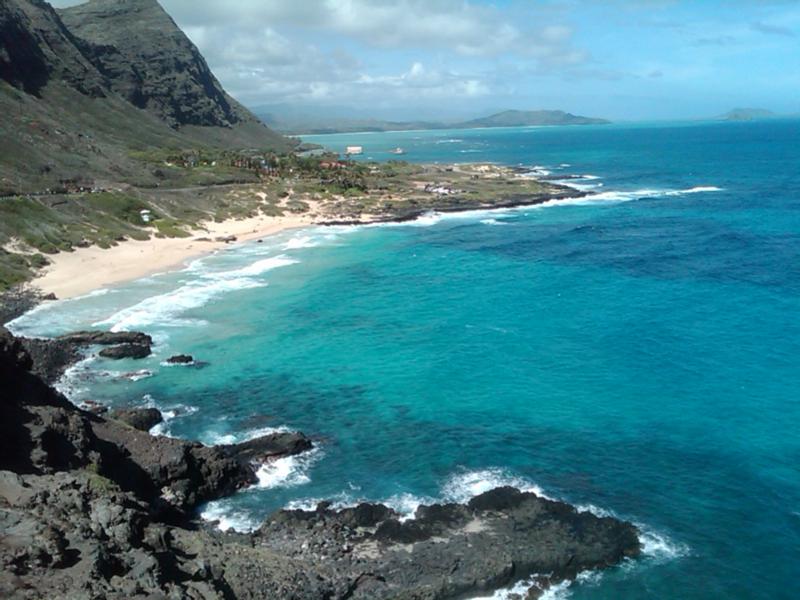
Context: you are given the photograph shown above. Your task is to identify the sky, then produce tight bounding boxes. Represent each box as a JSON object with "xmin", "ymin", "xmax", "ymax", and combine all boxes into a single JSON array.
[{"xmin": 50, "ymin": 0, "xmax": 800, "ymax": 121}]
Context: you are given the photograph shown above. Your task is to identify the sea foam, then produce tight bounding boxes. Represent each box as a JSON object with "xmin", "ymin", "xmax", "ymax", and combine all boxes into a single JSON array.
[
  {"xmin": 254, "ymin": 447, "xmax": 322, "ymax": 490},
  {"xmin": 199, "ymin": 502, "xmax": 261, "ymax": 533},
  {"xmin": 199, "ymin": 445, "xmax": 323, "ymax": 533},
  {"xmin": 442, "ymin": 467, "xmax": 552, "ymax": 503},
  {"xmin": 92, "ymin": 255, "xmax": 298, "ymax": 331}
]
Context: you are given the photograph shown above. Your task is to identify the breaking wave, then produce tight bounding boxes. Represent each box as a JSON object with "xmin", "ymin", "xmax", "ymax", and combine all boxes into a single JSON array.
[{"xmin": 91, "ymin": 255, "xmax": 298, "ymax": 331}]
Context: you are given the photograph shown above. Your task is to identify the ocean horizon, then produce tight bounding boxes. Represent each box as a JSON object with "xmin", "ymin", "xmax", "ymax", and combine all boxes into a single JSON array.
[{"xmin": 10, "ymin": 119, "xmax": 800, "ymax": 599}]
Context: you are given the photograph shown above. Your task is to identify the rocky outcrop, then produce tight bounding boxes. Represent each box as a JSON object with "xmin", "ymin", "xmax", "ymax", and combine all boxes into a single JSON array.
[
  {"xmin": 18, "ymin": 329, "xmax": 153, "ymax": 383},
  {"xmin": 57, "ymin": 330, "xmax": 153, "ymax": 346},
  {"xmin": 108, "ymin": 407, "xmax": 163, "ymax": 431},
  {"xmin": 0, "ymin": 325, "xmax": 642, "ymax": 599},
  {"xmin": 17, "ymin": 336, "xmax": 81, "ymax": 384},
  {"xmin": 98, "ymin": 343, "xmax": 152, "ymax": 360},
  {"xmin": 250, "ymin": 487, "xmax": 640, "ymax": 598},
  {"xmin": 0, "ymin": 326, "xmax": 310, "ymax": 514},
  {"xmin": 219, "ymin": 431, "xmax": 313, "ymax": 464},
  {"xmin": 166, "ymin": 354, "xmax": 193, "ymax": 364},
  {"xmin": 0, "ymin": 287, "xmax": 50, "ymax": 327}
]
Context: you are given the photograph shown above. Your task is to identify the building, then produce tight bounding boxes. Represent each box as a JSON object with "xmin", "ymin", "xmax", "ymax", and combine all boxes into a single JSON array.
[{"xmin": 345, "ymin": 146, "xmax": 363, "ymax": 155}]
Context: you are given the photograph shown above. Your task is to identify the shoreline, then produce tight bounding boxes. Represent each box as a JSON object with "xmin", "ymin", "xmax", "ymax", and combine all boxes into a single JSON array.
[
  {"xmin": 30, "ymin": 213, "xmax": 319, "ymax": 300},
  {"xmin": 27, "ymin": 184, "xmax": 587, "ymax": 301}
]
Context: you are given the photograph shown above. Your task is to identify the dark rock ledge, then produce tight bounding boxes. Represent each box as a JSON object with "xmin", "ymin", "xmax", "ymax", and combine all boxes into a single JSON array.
[
  {"xmin": 0, "ymin": 325, "xmax": 640, "ymax": 599},
  {"xmin": 19, "ymin": 330, "xmax": 154, "ymax": 384}
]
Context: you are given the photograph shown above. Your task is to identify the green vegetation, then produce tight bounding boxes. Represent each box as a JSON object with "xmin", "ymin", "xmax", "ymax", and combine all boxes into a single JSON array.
[
  {"xmin": 83, "ymin": 466, "xmax": 120, "ymax": 494},
  {"xmin": 0, "ymin": 248, "xmax": 48, "ymax": 289},
  {"xmin": 0, "ymin": 154, "xmax": 564, "ymax": 291},
  {"xmin": 153, "ymin": 218, "xmax": 191, "ymax": 238}
]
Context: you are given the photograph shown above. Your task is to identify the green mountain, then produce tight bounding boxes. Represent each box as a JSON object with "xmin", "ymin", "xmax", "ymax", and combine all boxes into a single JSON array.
[{"xmin": 0, "ymin": 0, "xmax": 291, "ymax": 195}]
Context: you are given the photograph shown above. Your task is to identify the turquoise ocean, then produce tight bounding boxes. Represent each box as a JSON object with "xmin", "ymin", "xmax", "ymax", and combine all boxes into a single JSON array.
[{"xmin": 10, "ymin": 120, "xmax": 800, "ymax": 598}]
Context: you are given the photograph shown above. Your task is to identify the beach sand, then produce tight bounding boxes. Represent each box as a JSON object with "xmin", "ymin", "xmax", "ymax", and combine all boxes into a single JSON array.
[{"xmin": 32, "ymin": 213, "xmax": 319, "ymax": 299}]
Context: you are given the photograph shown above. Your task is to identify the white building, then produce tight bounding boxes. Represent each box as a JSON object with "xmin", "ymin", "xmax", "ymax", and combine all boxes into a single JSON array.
[{"xmin": 345, "ymin": 145, "xmax": 363, "ymax": 155}]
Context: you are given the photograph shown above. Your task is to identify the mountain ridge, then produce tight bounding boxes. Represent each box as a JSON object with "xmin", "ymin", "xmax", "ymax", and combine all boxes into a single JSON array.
[
  {"xmin": 716, "ymin": 107, "xmax": 777, "ymax": 121},
  {"xmin": 57, "ymin": 0, "xmax": 253, "ymax": 129},
  {"xmin": 0, "ymin": 0, "xmax": 291, "ymax": 194},
  {"xmin": 257, "ymin": 107, "xmax": 610, "ymax": 134}
]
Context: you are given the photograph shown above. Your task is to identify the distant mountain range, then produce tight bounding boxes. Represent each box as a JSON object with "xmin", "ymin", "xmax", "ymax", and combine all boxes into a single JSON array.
[
  {"xmin": 258, "ymin": 108, "xmax": 610, "ymax": 135},
  {"xmin": 0, "ymin": 0, "xmax": 290, "ymax": 193}
]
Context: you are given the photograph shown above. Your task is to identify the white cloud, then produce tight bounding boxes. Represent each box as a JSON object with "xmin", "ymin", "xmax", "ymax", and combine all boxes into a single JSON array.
[
  {"xmin": 49, "ymin": 0, "xmax": 588, "ymax": 108},
  {"xmin": 167, "ymin": 0, "xmax": 538, "ymax": 57}
]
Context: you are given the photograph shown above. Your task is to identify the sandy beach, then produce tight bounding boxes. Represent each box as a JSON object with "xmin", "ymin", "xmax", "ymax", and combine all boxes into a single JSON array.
[{"xmin": 31, "ymin": 213, "xmax": 320, "ymax": 300}]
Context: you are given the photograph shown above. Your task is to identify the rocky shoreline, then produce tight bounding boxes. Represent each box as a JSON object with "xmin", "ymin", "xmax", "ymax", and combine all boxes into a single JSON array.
[
  {"xmin": 1, "ymin": 324, "xmax": 641, "ymax": 599},
  {"xmin": 320, "ymin": 185, "xmax": 587, "ymax": 226}
]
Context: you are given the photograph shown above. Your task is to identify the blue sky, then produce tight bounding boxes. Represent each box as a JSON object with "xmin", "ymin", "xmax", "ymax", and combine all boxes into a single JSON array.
[{"xmin": 52, "ymin": 0, "xmax": 800, "ymax": 120}]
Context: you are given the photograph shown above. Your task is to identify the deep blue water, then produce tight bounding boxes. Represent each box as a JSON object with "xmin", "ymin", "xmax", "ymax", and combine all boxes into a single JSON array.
[{"xmin": 11, "ymin": 120, "xmax": 800, "ymax": 599}]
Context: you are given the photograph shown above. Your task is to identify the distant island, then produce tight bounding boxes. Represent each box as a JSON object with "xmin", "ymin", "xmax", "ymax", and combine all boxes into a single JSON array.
[
  {"xmin": 258, "ymin": 108, "xmax": 610, "ymax": 134},
  {"xmin": 716, "ymin": 108, "xmax": 778, "ymax": 121}
]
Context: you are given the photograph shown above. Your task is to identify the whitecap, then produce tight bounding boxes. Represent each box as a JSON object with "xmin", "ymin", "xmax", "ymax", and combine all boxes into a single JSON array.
[
  {"xmin": 90, "ymin": 250, "xmax": 299, "ymax": 332},
  {"xmin": 441, "ymin": 467, "xmax": 551, "ymax": 503},
  {"xmin": 383, "ymin": 492, "xmax": 438, "ymax": 522},
  {"xmin": 365, "ymin": 211, "xmax": 445, "ymax": 228},
  {"xmin": 160, "ymin": 359, "xmax": 194, "ymax": 367},
  {"xmin": 229, "ymin": 255, "xmax": 298, "ymax": 278},
  {"xmin": 200, "ymin": 447, "xmax": 323, "ymax": 532},
  {"xmin": 283, "ymin": 235, "xmax": 319, "ymax": 250},
  {"xmin": 96, "ymin": 369, "xmax": 153, "ymax": 382},
  {"xmin": 471, "ymin": 573, "xmax": 584, "ymax": 600},
  {"xmin": 529, "ymin": 184, "xmax": 722, "ymax": 210},
  {"xmin": 574, "ymin": 502, "xmax": 614, "ymax": 518},
  {"xmin": 200, "ymin": 424, "xmax": 292, "ymax": 446},
  {"xmin": 572, "ymin": 503, "xmax": 689, "ymax": 562},
  {"xmin": 254, "ymin": 449, "xmax": 320, "ymax": 490},
  {"xmin": 284, "ymin": 490, "xmax": 358, "ymax": 512},
  {"xmin": 200, "ymin": 501, "xmax": 261, "ymax": 533},
  {"xmin": 665, "ymin": 185, "xmax": 723, "ymax": 195},
  {"xmin": 480, "ymin": 218, "xmax": 507, "ymax": 226},
  {"xmin": 637, "ymin": 526, "xmax": 690, "ymax": 561},
  {"xmin": 148, "ymin": 399, "xmax": 199, "ymax": 436},
  {"xmin": 91, "ymin": 277, "xmax": 263, "ymax": 331},
  {"xmin": 54, "ymin": 354, "xmax": 96, "ymax": 400}
]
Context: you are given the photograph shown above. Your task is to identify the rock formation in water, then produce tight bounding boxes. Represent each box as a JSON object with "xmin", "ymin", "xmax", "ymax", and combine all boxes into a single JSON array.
[{"xmin": 0, "ymin": 325, "xmax": 641, "ymax": 598}]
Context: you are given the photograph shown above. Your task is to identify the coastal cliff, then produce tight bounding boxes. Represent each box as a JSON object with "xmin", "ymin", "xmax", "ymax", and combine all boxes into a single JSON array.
[
  {"xmin": 0, "ymin": 325, "xmax": 641, "ymax": 598},
  {"xmin": 57, "ymin": 0, "xmax": 256, "ymax": 130},
  {"xmin": 0, "ymin": 0, "xmax": 291, "ymax": 196}
]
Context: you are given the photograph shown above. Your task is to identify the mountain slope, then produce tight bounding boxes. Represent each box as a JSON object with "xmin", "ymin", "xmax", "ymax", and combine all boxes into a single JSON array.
[
  {"xmin": 0, "ymin": 0, "xmax": 290, "ymax": 194},
  {"xmin": 58, "ymin": 0, "xmax": 254, "ymax": 129},
  {"xmin": 0, "ymin": 0, "xmax": 106, "ymax": 97}
]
